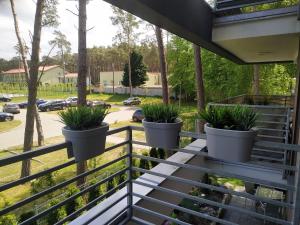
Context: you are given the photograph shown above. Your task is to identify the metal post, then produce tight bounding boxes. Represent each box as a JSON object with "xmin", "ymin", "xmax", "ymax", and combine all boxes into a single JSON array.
[
  {"xmin": 126, "ymin": 126, "xmax": 133, "ymax": 220},
  {"xmin": 292, "ymin": 152, "xmax": 300, "ymax": 225}
]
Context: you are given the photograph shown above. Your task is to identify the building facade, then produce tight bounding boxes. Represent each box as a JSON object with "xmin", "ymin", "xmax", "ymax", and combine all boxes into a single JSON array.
[{"xmin": 0, "ymin": 65, "xmax": 64, "ymax": 84}]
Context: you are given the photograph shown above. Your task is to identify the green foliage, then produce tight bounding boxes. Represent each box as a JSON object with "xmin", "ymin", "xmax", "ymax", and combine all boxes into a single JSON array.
[
  {"xmin": 167, "ymin": 35, "xmax": 296, "ymax": 103},
  {"xmin": 132, "ymin": 158, "xmax": 140, "ymax": 179},
  {"xmin": 157, "ymin": 148, "xmax": 166, "ymax": 159},
  {"xmin": 46, "ymin": 199, "xmax": 67, "ymax": 225},
  {"xmin": 149, "ymin": 148, "xmax": 159, "ymax": 167},
  {"xmin": 65, "ymin": 186, "xmax": 84, "ymax": 216},
  {"xmin": 199, "ymin": 105, "xmax": 257, "ymax": 131},
  {"xmin": 142, "ymin": 104, "xmax": 180, "ymax": 123},
  {"xmin": 107, "ymin": 178, "xmax": 116, "ymax": 196},
  {"xmin": 139, "ymin": 152, "xmax": 150, "ymax": 175},
  {"xmin": 58, "ymin": 106, "xmax": 108, "ymax": 130},
  {"xmin": 31, "ymin": 173, "xmax": 55, "ymax": 194},
  {"xmin": 0, "ymin": 214, "xmax": 17, "ymax": 225},
  {"xmin": 19, "ymin": 211, "xmax": 37, "ymax": 225},
  {"xmin": 88, "ymin": 180, "xmax": 103, "ymax": 204},
  {"xmin": 122, "ymin": 51, "xmax": 148, "ymax": 88}
]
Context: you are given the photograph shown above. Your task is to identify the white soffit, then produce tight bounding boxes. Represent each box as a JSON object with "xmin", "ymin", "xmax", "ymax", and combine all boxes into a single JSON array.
[{"xmin": 212, "ymin": 14, "xmax": 300, "ymax": 63}]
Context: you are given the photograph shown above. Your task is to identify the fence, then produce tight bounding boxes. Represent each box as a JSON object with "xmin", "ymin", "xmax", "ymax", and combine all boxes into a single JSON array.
[{"xmin": 1, "ymin": 126, "xmax": 300, "ymax": 225}]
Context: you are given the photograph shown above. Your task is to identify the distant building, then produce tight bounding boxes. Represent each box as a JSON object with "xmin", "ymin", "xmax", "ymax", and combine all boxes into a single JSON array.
[
  {"xmin": 99, "ymin": 71, "xmax": 162, "ymax": 87},
  {"xmin": 0, "ymin": 65, "xmax": 64, "ymax": 84},
  {"xmin": 58, "ymin": 73, "xmax": 90, "ymax": 85}
]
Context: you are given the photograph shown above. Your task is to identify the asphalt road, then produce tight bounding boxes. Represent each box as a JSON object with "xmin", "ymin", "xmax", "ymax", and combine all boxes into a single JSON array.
[{"xmin": 0, "ymin": 106, "xmax": 137, "ymax": 150}]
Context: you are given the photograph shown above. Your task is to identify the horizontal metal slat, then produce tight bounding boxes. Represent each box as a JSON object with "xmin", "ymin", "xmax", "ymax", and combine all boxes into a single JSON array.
[
  {"xmin": 132, "ymin": 192, "xmax": 238, "ymax": 225},
  {"xmin": 132, "ymin": 167, "xmax": 293, "ymax": 208},
  {"xmin": 133, "ymin": 180, "xmax": 291, "ymax": 225},
  {"xmin": 133, "ymin": 154, "xmax": 294, "ymax": 191}
]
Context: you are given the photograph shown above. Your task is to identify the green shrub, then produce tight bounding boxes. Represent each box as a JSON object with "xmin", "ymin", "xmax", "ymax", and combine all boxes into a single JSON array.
[
  {"xmin": 46, "ymin": 199, "xmax": 67, "ymax": 225},
  {"xmin": 157, "ymin": 148, "xmax": 166, "ymax": 159},
  {"xmin": 58, "ymin": 106, "xmax": 108, "ymax": 130},
  {"xmin": 31, "ymin": 173, "xmax": 55, "ymax": 194},
  {"xmin": 65, "ymin": 186, "xmax": 84, "ymax": 216},
  {"xmin": 0, "ymin": 215, "xmax": 17, "ymax": 225},
  {"xmin": 19, "ymin": 211, "xmax": 37, "ymax": 225},
  {"xmin": 149, "ymin": 148, "xmax": 159, "ymax": 167},
  {"xmin": 199, "ymin": 105, "xmax": 257, "ymax": 131},
  {"xmin": 88, "ymin": 180, "xmax": 103, "ymax": 203},
  {"xmin": 139, "ymin": 152, "xmax": 150, "ymax": 175},
  {"xmin": 142, "ymin": 104, "xmax": 179, "ymax": 123}
]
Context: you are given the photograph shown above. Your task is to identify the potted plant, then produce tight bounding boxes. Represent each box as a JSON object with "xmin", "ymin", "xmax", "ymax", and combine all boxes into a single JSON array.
[
  {"xmin": 58, "ymin": 106, "xmax": 109, "ymax": 162},
  {"xmin": 199, "ymin": 105, "xmax": 258, "ymax": 162},
  {"xmin": 142, "ymin": 104, "xmax": 182, "ymax": 149}
]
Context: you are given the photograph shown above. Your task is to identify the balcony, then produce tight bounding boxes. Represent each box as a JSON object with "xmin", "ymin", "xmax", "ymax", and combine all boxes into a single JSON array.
[{"xmin": 1, "ymin": 123, "xmax": 300, "ymax": 225}]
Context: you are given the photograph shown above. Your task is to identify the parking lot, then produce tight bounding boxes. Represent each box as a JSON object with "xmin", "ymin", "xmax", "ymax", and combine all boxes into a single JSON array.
[{"xmin": 0, "ymin": 105, "xmax": 138, "ymax": 150}]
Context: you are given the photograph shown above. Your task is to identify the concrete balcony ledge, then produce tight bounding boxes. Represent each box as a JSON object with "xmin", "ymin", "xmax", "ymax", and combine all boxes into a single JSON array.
[{"xmin": 70, "ymin": 139, "xmax": 207, "ymax": 225}]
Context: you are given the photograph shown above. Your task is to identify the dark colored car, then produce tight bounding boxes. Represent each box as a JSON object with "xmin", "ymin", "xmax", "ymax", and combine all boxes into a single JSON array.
[
  {"xmin": 123, "ymin": 97, "xmax": 141, "ymax": 106},
  {"xmin": 3, "ymin": 103, "xmax": 20, "ymax": 114},
  {"xmin": 132, "ymin": 109, "xmax": 144, "ymax": 122},
  {"xmin": 38, "ymin": 100, "xmax": 67, "ymax": 112},
  {"xmin": 89, "ymin": 101, "xmax": 111, "ymax": 109},
  {"xmin": 0, "ymin": 96, "xmax": 12, "ymax": 102},
  {"xmin": 65, "ymin": 97, "xmax": 78, "ymax": 107},
  {"xmin": 18, "ymin": 99, "xmax": 47, "ymax": 109},
  {"xmin": 0, "ymin": 112, "xmax": 14, "ymax": 122}
]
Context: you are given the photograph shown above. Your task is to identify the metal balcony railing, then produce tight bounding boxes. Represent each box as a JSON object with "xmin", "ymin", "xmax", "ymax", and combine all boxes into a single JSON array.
[{"xmin": 1, "ymin": 126, "xmax": 300, "ymax": 225}]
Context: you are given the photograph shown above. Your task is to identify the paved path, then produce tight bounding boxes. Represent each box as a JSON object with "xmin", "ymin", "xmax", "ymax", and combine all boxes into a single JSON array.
[{"xmin": 0, "ymin": 106, "xmax": 138, "ymax": 150}]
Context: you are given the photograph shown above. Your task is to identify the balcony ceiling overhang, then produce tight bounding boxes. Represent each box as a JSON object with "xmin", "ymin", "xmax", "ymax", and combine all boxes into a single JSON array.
[
  {"xmin": 104, "ymin": 0, "xmax": 300, "ymax": 64},
  {"xmin": 213, "ymin": 6, "xmax": 300, "ymax": 64}
]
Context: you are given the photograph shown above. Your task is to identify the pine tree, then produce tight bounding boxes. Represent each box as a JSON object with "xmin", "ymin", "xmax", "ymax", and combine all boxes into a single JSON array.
[{"xmin": 122, "ymin": 51, "xmax": 148, "ymax": 88}]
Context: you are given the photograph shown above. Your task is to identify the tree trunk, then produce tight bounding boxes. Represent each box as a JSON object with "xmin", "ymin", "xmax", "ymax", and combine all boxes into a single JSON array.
[
  {"xmin": 19, "ymin": 0, "xmax": 44, "ymax": 178},
  {"xmin": 155, "ymin": 26, "xmax": 169, "ymax": 105},
  {"xmin": 128, "ymin": 48, "xmax": 133, "ymax": 97},
  {"xmin": 77, "ymin": 0, "xmax": 88, "ymax": 187},
  {"xmin": 253, "ymin": 64, "xmax": 260, "ymax": 95},
  {"xmin": 78, "ymin": 0, "xmax": 87, "ymax": 106},
  {"xmin": 35, "ymin": 106, "xmax": 44, "ymax": 146},
  {"xmin": 193, "ymin": 44, "xmax": 205, "ymax": 133}
]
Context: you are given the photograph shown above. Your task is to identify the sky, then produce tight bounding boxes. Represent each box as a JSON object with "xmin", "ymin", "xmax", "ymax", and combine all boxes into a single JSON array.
[{"xmin": 0, "ymin": 0, "xmax": 126, "ymax": 60}]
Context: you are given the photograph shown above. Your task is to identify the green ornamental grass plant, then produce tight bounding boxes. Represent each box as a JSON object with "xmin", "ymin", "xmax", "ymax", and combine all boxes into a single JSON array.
[
  {"xmin": 199, "ymin": 105, "xmax": 257, "ymax": 131},
  {"xmin": 142, "ymin": 104, "xmax": 180, "ymax": 123},
  {"xmin": 58, "ymin": 106, "xmax": 108, "ymax": 130}
]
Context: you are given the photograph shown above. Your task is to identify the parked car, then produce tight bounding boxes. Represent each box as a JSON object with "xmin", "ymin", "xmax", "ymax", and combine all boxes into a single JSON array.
[
  {"xmin": 38, "ymin": 100, "xmax": 67, "ymax": 112},
  {"xmin": 0, "ymin": 112, "xmax": 14, "ymax": 122},
  {"xmin": 132, "ymin": 109, "xmax": 144, "ymax": 122},
  {"xmin": 123, "ymin": 97, "xmax": 141, "ymax": 106},
  {"xmin": 0, "ymin": 96, "xmax": 12, "ymax": 102},
  {"xmin": 3, "ymin": 103, "xmax": 20, "ymax": 114},
  {"xmin": 18, "ymin": 99, "xmax": 47, "ymax": 109},
  {"xmin": 65, "ymin": 97, "xmax": 78, "ymax": 107},
  {"xmin": 89, "ymin": 101, "xmax": 111, "ymax": 109}
]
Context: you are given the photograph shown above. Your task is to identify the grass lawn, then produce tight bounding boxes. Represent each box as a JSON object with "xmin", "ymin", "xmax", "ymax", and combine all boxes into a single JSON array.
[
  {"xmin": 110, "ymin": 120, "xmax": 145, "ymax": 141},
  {"xmin": 0, "ymin": 132, "xmax": 147, "ymax": 212},
  {"xmin": 0, "ymin": 120, "xmax": 22, "ymax": 133}
]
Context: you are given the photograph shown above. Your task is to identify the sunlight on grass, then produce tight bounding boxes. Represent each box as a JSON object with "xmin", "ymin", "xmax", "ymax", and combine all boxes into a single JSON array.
[{"xmin": 0, "ymin": 120, "xmax": 22, "ymax": 133}]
